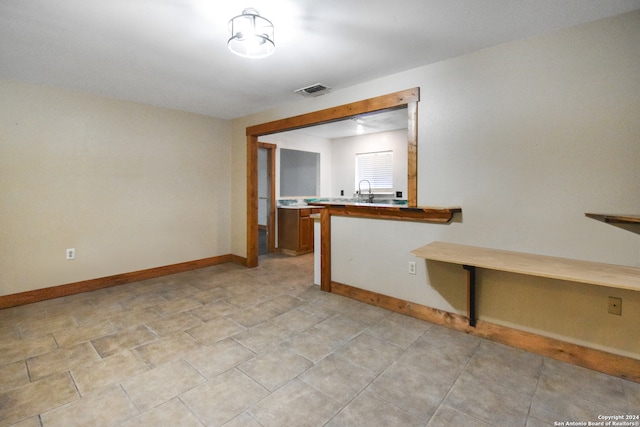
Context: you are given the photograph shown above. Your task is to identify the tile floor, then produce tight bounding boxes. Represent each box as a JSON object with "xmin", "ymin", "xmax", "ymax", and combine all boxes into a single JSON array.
[{"xmin": 1, "ymin": 253, "xmax": 638, "ymax": 426}]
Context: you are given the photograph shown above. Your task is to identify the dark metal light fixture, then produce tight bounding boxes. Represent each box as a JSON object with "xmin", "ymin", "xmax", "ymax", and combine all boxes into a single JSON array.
[{"xmin": 228, "ymin": 8, "xmax": 275, "ymax": 59}]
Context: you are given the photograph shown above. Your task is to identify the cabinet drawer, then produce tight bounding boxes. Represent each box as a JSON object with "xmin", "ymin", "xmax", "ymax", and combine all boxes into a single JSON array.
[{"xmin": 299, "ymin": 209, "xmax": 311, "ymax": 217}]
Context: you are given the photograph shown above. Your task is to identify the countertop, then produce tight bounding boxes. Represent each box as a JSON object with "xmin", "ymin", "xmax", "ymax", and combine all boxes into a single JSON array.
[{"xmin": 277, "ymin": 205, "xmax": 325, "ymax": 209}]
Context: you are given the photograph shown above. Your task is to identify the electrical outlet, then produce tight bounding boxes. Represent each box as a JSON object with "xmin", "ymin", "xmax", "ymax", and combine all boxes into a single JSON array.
[
  {"xmin": 66, "ymin": 248, "xmax": 76, "ymax": 260},
  {"xmin": 608, "ymin": 297, "xmax": 622, "ymax": 316},
  {"xmin": 408, "ymin": 261, "xmax": 416, "ymax": 275}
]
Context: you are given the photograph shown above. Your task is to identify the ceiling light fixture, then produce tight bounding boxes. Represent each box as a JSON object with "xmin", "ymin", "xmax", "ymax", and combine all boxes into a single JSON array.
[{"xmin": 228, "ymin": 8, "xmax": 275, "ymax": 59}]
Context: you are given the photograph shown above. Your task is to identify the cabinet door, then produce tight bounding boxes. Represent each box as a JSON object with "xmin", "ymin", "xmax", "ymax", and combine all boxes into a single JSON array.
[
  {"xmin": 299, "ymin": 214, "xmax": 313, "ymax": 252},
  {"xmin": 278, "ymin": 208, "xmax": 299, "ymax": 252}
]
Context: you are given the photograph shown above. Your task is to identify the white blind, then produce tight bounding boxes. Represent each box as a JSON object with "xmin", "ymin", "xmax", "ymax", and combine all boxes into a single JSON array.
[{"xmin": 355, "ymin": 150, "xmax": 393, "ymax": 191}]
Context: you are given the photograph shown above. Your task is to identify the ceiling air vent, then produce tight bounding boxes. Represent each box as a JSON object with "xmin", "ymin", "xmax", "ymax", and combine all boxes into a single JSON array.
[{"xmin": 294, "ymin": 83, "xmax": 331, "ymax": 97}]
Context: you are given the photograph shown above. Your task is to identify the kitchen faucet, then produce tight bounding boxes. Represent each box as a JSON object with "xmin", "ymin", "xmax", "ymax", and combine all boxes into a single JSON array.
[{"xmin": 357, "ymin": 180, "xmax": 374, "ymax": 203}]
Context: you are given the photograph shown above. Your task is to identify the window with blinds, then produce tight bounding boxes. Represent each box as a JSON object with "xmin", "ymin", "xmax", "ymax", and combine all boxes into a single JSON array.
[{"xmin": 355, "ymin": 150, "xmax": 393, "ymax": 192}]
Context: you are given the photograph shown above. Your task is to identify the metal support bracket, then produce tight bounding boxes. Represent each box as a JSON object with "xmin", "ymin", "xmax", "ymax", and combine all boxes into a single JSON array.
[{"xmin": 463, "ymin": 265, "xmax": 476, "ymax": 327}]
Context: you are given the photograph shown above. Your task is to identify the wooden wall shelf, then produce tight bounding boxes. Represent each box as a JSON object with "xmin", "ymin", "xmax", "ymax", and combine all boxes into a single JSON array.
[
  {"xmin": 412, "ymin": 241, "xmax": 640, "ymax": 327},
  {"xmin": 585, "ymin": 213, "xmax": 640, "ymax": 225},
  {"xmin": 412, "ymin": 241, "xmax": 640, "ymax": 292}
]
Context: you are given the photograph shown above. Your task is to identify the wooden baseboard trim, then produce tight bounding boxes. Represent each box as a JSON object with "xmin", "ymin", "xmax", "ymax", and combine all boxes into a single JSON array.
[
  {"xmin": 0, "ymin": 254, "xmax": 235, "ymax": 310},
  {"xmin": 229, "ymin": 254, "xmax": 248, "ymax": 267},
  {"xmin": 330, "ymin": 281, "xmax": 640, "ymax": 383}
]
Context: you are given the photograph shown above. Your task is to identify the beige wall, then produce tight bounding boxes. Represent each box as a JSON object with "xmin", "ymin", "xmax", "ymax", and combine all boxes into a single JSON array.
[
  {"xmin": 231, "ymin": 11, "xmax": 640, "ymax": 357},
  {"xmin": 1, "ymin": 80, "xmax": 232, "ymax": 296},
  {"xmin": 331, "ymin": 129, "xmax": 408, "ymax": 198}
]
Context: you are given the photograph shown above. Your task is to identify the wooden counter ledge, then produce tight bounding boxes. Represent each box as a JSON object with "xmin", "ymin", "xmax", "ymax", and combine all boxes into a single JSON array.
[{"xmin": 308, "ymin": 202, "xmax": 461, "ymax": 223}]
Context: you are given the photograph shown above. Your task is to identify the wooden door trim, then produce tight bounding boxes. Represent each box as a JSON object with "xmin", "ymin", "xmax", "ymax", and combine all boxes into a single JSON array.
[{"xmin": 258, "ymin": 142, "xmax": 277, "ymax": 253}]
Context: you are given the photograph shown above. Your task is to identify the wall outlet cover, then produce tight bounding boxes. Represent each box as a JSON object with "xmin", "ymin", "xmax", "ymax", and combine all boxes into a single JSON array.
[
  {"xmin": 408, "ymin": 261, "xmax": 416, "ymax": 275},
  {"xmin": 608, "ymin": 296, "xmax": 622, "ymax": 315}
]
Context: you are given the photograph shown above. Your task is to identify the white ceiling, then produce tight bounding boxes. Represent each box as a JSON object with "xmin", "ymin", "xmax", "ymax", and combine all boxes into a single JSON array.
[
  {"xmin": 1, "ymin": 0, "xmax": 639, "ymax": 120},
  {"xmin": 282, "ymin": 107, "xmax": 409, "ymax": 139}
]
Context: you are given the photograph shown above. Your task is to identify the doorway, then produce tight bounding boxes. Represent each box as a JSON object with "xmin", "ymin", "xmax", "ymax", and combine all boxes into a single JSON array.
[
  {"xmin": 258, "ymin": 142, "xmax": 276, "ymax": 255},
  {"xmin": 246, "ymin": 88, "xmax": 420, "ymax": 267}
]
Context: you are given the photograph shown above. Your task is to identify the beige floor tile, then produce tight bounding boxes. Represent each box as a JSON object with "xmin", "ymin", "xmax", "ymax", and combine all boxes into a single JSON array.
[
  {"xmin": 623, "ymin": 379, "xmax": 640, "ymax": 410},
  {"xmin": 155, "ymin": 287, "xmax": 196, "ymax": 303},
  {"xmin": 0, "ymin": 325, "xmax": 19, "ymax": 341},
  {"xmin": 238, "ymin": 346, "xmax": 312, "ymax": 391},
  {"xmin": 116, "ymin": 293, "xmax": 168, "ymax": 311},
  {"xmin": 91, "ymin": 325, "xmax": 156, "ymax": 358},
  {"xmin": 315, "ymin": 314, "xmax": 370, "ymax": 341},
  {"xmin": 0, "ymin": 304, "xmax": 46, "ymax": 324},
  {"xmin": 0, "ymin": 360, "xmax": 29, "ymax": 391},
  {"xmin": 120, "ymin": 398, "xmax": 204, "ymax": 427},
  {"xmin": 221, "ymin": 412, "xmax": 263, "ymax": 427},
  {"xmin": 333, "ymin": 333, "xmax": 403, "ymax": 374},
  {"xmin": 0, "ymin": 335, "xmax": 58, "ymax": 365},
  {"xmin": 134, "ymin": 332, "xmax": 202, "ymax": 366},
  {"xmin": 529, "ymin": 385, "xmax": 619, "ymax": 426},
  {"xmin": 368, "ymin": 362, "xmax": 452, "ymax": 419},
  {"xmin": 187, "ymin": 316, "xmax": 245, "ymax": 345},
  {"xmin": 153, "ymin": 297, "xmax": 202, "ymax": 316},
  {"xmin": 184, "ymin": 338, "xmax": 255, "ymax": 380},
  {"xmin": 536, "ymin": 358, "xmax": 627, "ymax": 412},
  {"xmin": 216, "ymin": 283, "xmax": 255, "ymax": 298},
  {"xmin": 525, "ymin": 416, "xmax": 555, "ymax": 427},
  {"xmin": 426, "ymin": 404, "xmax": 491, "ymax": 427},
  {"xmin": 396, "ymin": 326, "xmax": 480, "ymax": 383},
  {"xmin": 71, "ymin": 349, "xmax": 149, "ymax": 396},
  {"xmin": 228, "ymin": 304, "xmax": 280, "ymax": 328},
  {"xmin": 145, "ymin": 311, "xmax": 202, "ymax": 336},
  {"xmin": 17, "ymin": 314, "xmax": 77, "ymax": 339},
  {"xmin": 106, "ymin": 307, "xmax": 163, "ymax": 330},
  {"xmin": 529, "ymin": 359, "xmax": 630, "ymax": 425},
  {"xmin": 0, "ymin": 372, "xmax": 79, "ymax": 427},
  {"xmin": 27, "ymin": 341, "xmax": 101, "ymax": 381},
  {"xmin": 326, "ymin": 389, "xmax": 423, "ymax": 427},
  {"xmin": 71, "ymin": 302, "xmax": 124, "ymax": 326},
  {"xmin": 270, "ymin": 308, "xmax": 323, "ymax": 333},
  {"xmin": 8, "ymin": 417, "xmax": 42, "ymax": 427},
  {"xmin": 52, "ymin": 319, "xmax": 115, "ymax": 348},
  {"xmin": 181, "ymin": 369, "xmax": 269, "ymax": 426},
  {"xmin": 365, "ymin": 316, "xmax": 428, "ymax": 348},
  {"xmin": 42, "ymin": 302, "xmax": 91, "ymax": 320},
  {"xmin": 281, "ymin": 327, "xmax": 344, "ymax": 362},
  {"xmin": 255, "ymin": 295, "xmax": 305, "ymax": 315},
  {"xmin": 122, "ymin": 359, "xmax": 205, "ymax": 412},
  {"xmin": 416, "ymin": 325, "xmax": 481, "ymax": 364},
  {"xmin": 40, "ymin": 384, "xmax": 138, "ymax": 427},
  {"xmin": 330, "ymin": 298, "xmax": 388, "ymax": 325},
  {"xmin": 385, "ymin": 310, "xmax": 433, "ymax": 329},
  {"xmin": 226, "ymin": 292, "xmax": 271, "ymax": 309},
  {"xmin": 297, "ymin": 297, "xmax": 343, "ymax": 320},
  {"xmin": 444, "ymin": 372, "xmax": 532, "ymax": 426},
  {"xmin": 83, "ymin": 288, "xmax": 137, "ymax": 306},
  {"xmin": 231, "ymin": 321, "xmax": 295, "ymax": 353},
  {"xmin": 249, "ymin": 379, "xmax": 341, "ymax": 427},
  {"xmin": 188, "ymin": 300, "xmax": 237, "ymax": 322},
  {"xmin": 191, "ymin": 287, "xmax": 234, "ymax": 305},
  {"xmin": 462, "ymin": 341, "xmax": 542, "ymax": 397},
  {"xmin": 299, "ymin": 354, "xmax": 376, "ymax": 405}
]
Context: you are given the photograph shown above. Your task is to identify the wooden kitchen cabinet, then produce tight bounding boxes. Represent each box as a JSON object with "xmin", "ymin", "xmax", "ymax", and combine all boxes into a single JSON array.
[{"xmin": 278, "ymin": 207, "xmax": 322, "ymax": 256}]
